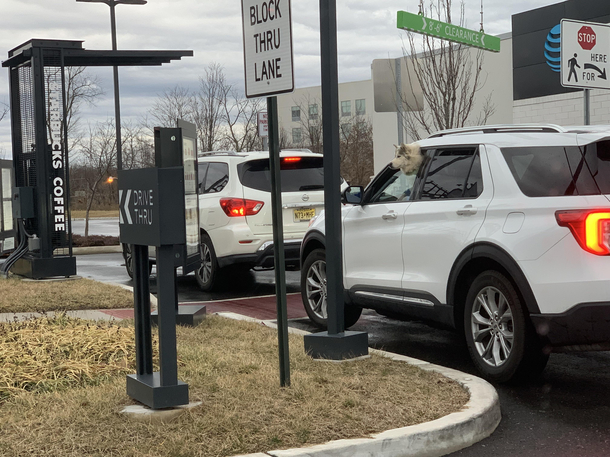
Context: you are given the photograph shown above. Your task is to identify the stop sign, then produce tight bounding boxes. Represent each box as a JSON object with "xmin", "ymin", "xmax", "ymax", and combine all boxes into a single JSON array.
[{"xmin": 578, "ymin": 26, "xmax": 597, "ymax": 50}]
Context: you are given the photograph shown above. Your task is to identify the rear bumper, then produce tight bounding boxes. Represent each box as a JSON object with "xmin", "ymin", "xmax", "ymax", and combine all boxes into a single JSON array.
[
  {"xmin": 531, "ymin": 302, "xmax": 610, "ymax": 349},
  {"xmin": 217, "ymin": 240, "xmax": 302, "ymax": 269}
]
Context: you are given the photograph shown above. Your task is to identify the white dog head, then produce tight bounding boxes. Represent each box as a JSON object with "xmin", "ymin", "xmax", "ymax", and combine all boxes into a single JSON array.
[{"xmin": 390, "ymin": 142, "xmax": 423, "ymax": 175}]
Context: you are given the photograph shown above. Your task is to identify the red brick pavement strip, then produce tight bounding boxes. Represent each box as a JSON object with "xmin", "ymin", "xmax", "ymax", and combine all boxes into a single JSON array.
[{"xmin": 99, "ymin": 293, "xmax": 307, "ymax": 321}]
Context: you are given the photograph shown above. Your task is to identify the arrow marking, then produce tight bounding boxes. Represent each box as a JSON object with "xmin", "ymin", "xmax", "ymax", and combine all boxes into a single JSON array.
[
  {"xmin": 124, "ymin": 189, "xmax": 132, "ymax": 225},
  {"xmin": 481, "ymin": 34, "xmax": 486, "ymax": 47},
  {"xmin": 422, "ymin": 16, "xmax": 426, "ymax": 30},
  {"xmin": 584, "ymin": 63, "xmax": 607, "ymax": 80},
  {"xmin": 119, "ymin": 189, "xmax": 124, "ymax": 224}
]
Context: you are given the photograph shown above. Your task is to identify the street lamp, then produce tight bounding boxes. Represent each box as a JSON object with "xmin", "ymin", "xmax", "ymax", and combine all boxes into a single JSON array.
[{"xmin": 76, "ymin": 0, "xmax": 147, "ymax": 172}]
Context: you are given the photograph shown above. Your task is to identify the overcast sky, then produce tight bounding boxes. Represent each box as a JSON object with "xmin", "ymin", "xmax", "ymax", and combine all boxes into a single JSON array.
[{"xmin": 0, "ymin": 0, "xmax": 562, "ymax": 154}]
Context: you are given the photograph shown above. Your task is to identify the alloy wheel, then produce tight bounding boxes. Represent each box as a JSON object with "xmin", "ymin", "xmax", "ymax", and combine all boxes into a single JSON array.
[{"xmin": 471, "ymin": 286, "xmax": 514, "ymax": 367}]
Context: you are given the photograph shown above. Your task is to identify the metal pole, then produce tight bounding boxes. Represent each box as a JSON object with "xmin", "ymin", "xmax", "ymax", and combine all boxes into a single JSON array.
[
  {"xmin": 267, "ymin": 96, "xmax": 290, "ymax": 387},
  {"xmin": 320, "ymin": 0, "xmax": 344, "ymax": 335},
  {"xmin": 133, "ymin": 244, "xmax": 153, "ymax": 375},
  {"xmin": 395, "ymin": 57, "xmax": 404, "ymax": 145},
  {"xmin": 110, "ymin": 2, "xmax": 123, "ymax": 171},
  {"xmin": 584, "ymin": 89, "xmax": 591, "ymax": 125},
  {"xmin": 156, "ymin": 244, "xmax": 179, "ymax": 386}
]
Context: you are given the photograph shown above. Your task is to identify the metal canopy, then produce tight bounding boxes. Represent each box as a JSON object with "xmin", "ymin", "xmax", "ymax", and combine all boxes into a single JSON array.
[{"xmin": 2, "ymin": 39, "xmax": 193, "ymax": 68}]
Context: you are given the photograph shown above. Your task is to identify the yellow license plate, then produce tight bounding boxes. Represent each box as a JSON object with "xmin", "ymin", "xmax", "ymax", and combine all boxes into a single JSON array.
[{"xmin": 294, "ymin": 208, "xmax": 315, "ymax": 222}]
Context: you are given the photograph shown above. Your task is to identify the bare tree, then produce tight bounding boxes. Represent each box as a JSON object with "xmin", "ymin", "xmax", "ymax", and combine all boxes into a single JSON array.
[
  {"xmin": 291, "ymin": 95, "xmax": 324, "ymax": 154},
  {"xmin": 121, "ymin": 121, "xmax": 154, "ymax": 170},
  {"xmin": 339, "ymin": 116, "xmax": 374, "ymax": 186},
  {"xmin": 0, "ymin": 101, "xmax": 7, "ymax": 123},
  {"xmin": 148, "ymin": 85, "xmax": 194, "ymax": 129},
  {"xmin": 193, "ymin": 63, "xmax": 228, "ymax": 152},
  {"xmin": 44, "ymin": 66, "xmax": 104, "ymax": 150},
  {"xmin": 75, "ymin": 120, "xmax": 117, "ymax": 238},
  {"xmin": 399, "ymin": 0, "xmax": 495, "ymax": 140},
  {"xmin": 220, "ymin": 90, "xmax": 264, "ymax": 152}
]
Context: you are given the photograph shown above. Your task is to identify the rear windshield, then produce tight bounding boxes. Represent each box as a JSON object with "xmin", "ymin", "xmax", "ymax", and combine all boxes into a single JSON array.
[
  {"xmin": 501, "ymin": 141, "xmax": 610, "ymax": 197},
  {"xmin": 238, "ymin": 157, "xmax": 326, "ymax": 192}
]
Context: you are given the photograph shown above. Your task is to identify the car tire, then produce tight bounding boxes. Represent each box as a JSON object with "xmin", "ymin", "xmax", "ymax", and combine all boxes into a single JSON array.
[
  {"xmin": 195, "ymin": 234, "xmax": 220, "ymax": 291},
  {"xmin": 122, "ymin": 243, "xmax": 152, "ymax": 279},
  {"xmin": 301, "ymin": 248, "xmax": 362, "ymax": 329},
  {"xmin": 464, "ymin": 270, "xmax": 548, "ymax": 383}
]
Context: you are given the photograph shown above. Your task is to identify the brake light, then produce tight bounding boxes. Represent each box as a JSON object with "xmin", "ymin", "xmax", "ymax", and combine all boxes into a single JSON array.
[
  {"xmin": 219, "ymin": 198, "xmax": 264, "ymax": 217},
  {"xmin": 283, "ymin": 157, "xmax": 301, "ymax": 163},
  {"xmin": 555, "ymin": 210, "xmax": 610, "ymax": 255}
]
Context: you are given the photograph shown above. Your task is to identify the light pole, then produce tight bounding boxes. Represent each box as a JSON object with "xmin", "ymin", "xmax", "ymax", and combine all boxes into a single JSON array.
[{"xmin": 76, "ymin": 0, "xmax": 147, "ymax": 171}]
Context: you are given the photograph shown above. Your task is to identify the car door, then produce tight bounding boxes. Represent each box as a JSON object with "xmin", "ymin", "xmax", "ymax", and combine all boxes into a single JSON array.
[
  {"xmin": 343, "ymin": 166, "xmax": 416, "ymax": 292},
  {"xmin": 400, "ymin": 146, "xmax": 493, "ymax": 306}
]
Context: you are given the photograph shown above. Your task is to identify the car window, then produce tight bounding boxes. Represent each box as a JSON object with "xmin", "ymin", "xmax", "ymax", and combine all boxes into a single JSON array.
[
  {"xmin": 367, "ymin": 166, "xmax": 416, "ymax": 203},
  {"xmin": 419, "ymin": 148, "xmax": 481, "ymax": 200},
  {"xmin": 200, "ymin": 162, "xmax": 229, "ymax": 194},
  {"xmin": 237, "ymin": 157, "xmax": 326, "ymax": 192},
  {"xmin": 501, "ymin": 144, "xmax": 609, "ymax": 197}
]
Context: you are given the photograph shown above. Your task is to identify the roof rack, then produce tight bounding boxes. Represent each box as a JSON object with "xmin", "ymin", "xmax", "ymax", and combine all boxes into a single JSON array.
[
  {"xmin": 428, "ymin": 124, "xmax": 567, "ymax": 138},
  {"xmin": 197, "ymin": 150, "xmax": 242, "ymax": 157}
]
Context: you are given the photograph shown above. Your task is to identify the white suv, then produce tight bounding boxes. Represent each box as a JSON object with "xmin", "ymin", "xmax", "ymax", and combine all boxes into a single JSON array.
[
  {"xmin": 195, "ymin": 148, "xmax": 341, "ymax": 290},
  {"xmin": 300, "ymin": 125, "xmax": 610, "ymax": 383},
  {"xmin": 123, "ymin": 149, "xmax": 335, "ymax": 287}
]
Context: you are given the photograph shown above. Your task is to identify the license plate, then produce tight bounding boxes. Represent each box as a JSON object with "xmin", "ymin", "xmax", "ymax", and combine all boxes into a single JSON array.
[{"xmin": 293, "ymin": 208, "xmax": 315, "ymax": 222}]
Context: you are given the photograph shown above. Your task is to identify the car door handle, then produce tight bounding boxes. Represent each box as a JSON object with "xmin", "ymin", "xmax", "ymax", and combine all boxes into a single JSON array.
[
  {"xmin": 456, "ymin": 205, "xmax": 477, "ymax": 216},
  {"xmin": 382, "ymin": 211, "xmax": 398, "ymax": 220}
]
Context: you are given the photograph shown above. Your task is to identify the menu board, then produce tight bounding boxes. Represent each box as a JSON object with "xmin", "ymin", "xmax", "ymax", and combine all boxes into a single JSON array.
[{"xmin": 182, "ymin": 134, "xmax": 199, "ymax": 257}]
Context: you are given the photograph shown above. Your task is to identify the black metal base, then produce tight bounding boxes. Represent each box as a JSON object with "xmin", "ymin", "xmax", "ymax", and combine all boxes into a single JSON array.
[
  {"xmin": 12, "ymin": 256, "xmax": 77, "ymax": 279},
  {"xmin": 126, "ymin": 373, "xmax": 189, "ymax": 410},
  {"xmin": 151, "ymin": 304, "xmax": 206, "ymax": 327},
  {"xmin": 304, "ymin": 331, "xmax": 369, "ymax": 360}
]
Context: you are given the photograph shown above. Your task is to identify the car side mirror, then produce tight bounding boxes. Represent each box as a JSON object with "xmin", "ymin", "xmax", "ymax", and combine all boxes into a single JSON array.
[{"xmin": 341, "ymin": 186, "xmax": 364, "ymax": 205}]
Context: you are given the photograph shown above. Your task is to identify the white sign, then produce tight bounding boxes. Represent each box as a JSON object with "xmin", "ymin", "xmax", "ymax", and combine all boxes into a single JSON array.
[
  {"xmin": 257, "ymin": 111, "xmax": 268, "ymax": 137},
  {"xmin": 561, "ymin": 19, "xmax": 610, "ymax": 90},
  {"xmin": 241, "ymin": 0, "xmax": 294, "ymax": 98}
]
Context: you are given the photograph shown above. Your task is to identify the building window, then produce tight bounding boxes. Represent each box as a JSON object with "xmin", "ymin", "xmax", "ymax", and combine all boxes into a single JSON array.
[
  {"xmin": 291, "ymin": 106, "xmax": 300, "ymax": 122},
  {"xmin": 341, "ymin": 123, "xmax": 352, "ymax": 138},
  {"xmin": 341, "ymin": 100, "xmax": 351, "ymax": 117},
  {"xmin": 309, "ymin": 104, "xmax": 318, "ymax": 120},
  {"xmin": 292, "ymin": 128, "xmax": 302, "ymax": 144},
  {"xmin": 356, "ymin": 99, "xmax": 366, "ymax": 116}
]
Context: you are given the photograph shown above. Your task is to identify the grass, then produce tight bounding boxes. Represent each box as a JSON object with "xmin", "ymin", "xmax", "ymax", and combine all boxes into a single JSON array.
[
  {"xmin": 0, "ymin": 278, "xmax": 133, "ymax": 313},
  {"xmin": 0, "ymin": 315, "xmax": 469, "ymax": 457},
  {"xmin": 71, "ymin": 210, "xmax": 119, "ymax": 219}
]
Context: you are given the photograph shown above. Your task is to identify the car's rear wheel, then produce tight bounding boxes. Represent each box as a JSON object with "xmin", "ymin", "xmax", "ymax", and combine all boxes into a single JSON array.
[
  {"xmin": 195, "ymin": 234, "xmax": 220, "ymax": 291},
  {"xmin": 464, "ymin": 270, "xmax": 548, "ymax": 383},
  {"xmin": 122, "ymin": 243, "xmax": 152, "ymax": 279},
  {"xmin": 301, "ymin": 248, "xmax": 362, "ymax": 329}
]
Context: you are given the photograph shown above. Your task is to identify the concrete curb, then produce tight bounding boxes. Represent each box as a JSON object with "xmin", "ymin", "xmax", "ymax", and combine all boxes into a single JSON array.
[{"xmin": 218, "ymin": 313, "xmax": 501, "ymax": 457}]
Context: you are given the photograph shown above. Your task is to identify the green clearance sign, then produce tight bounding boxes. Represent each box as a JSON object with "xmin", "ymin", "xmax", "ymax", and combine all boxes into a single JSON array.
[{"xmin": 397, "ymin": 10, "xmax": 501, "ymax": 53}]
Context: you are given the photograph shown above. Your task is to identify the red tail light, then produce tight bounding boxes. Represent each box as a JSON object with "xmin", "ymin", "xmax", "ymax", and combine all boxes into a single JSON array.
[
  {"xmin": 555, "ymin": 210, "xmax": 610, "ymax": 255},
  {"xmin": 282, "ymin": 157, "xmax": 301, "ymax": 163},
  {"xmin": 219, "ymin": 198, "xmax": 264, "ymax": 217}
]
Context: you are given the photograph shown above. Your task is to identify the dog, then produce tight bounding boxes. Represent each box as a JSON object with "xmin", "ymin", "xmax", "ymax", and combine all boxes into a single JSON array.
[{"xmin": 390, "ymin": 142, "xmax": 423, "ymax": 175}]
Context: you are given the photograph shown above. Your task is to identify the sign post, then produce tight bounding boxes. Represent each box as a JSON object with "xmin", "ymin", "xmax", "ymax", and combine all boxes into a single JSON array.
[
  {"xmin": 241, "ymin": 0, "xmax": 294, "ymax": 387},
  {"xmin": 561, "ymin": 19, "xmax": 610, "ymax": 124},
  {"xmin": 258, "ymin": 111, "xmax": 268, "ymax": 150}
]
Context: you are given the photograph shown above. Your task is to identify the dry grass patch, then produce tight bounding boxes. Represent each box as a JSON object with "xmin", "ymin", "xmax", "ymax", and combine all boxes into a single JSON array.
[
  {"xmin": 71, "ymin": 210, "xmax": 119, "ymax": 219},
  {"xmin": 0, "ymin": 278, "xmax": 133, "ymax": 313},
  {"xmin": 0, "ymin": 315, "xmax": 150, "ymax": 400},
  {"xmin": 0, "ymin": 315, "xmax": 469, "ymax": 457}
]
